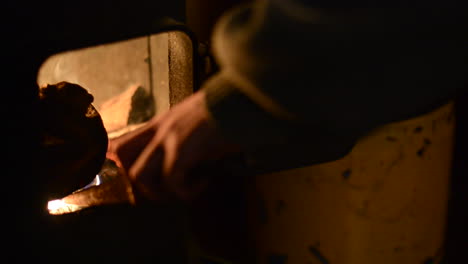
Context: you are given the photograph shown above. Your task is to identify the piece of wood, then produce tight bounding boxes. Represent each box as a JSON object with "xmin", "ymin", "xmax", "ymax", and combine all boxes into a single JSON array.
[{"xmin": 99, "ymin": 84, "xmax": 155, "ymax": 134}]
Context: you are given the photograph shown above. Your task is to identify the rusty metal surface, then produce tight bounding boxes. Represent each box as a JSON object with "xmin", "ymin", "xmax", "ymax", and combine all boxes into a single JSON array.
[{"xmin": 244, "ymin": 102, "xmax": 455, "ymax": 264}]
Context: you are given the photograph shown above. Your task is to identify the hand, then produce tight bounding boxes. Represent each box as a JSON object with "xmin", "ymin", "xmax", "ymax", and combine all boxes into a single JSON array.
[{"xmin": 107, "ymin": 90, "xmax": 240, "ymax": 202}]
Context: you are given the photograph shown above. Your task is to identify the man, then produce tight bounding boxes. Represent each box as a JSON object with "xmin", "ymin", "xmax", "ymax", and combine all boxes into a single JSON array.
[{"xmin": 109, "ymin": 2, "xmax": 467, "ymax": 202}]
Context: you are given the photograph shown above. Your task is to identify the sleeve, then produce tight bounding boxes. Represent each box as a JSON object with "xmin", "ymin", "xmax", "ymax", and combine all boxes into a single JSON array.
[
  {"xmin": 203, "ymin": 1, "xmax": 357, "ymax": 150},
  {"xmin": 202, "ymin": 1, "xmax": 466, "ymax": 166}
]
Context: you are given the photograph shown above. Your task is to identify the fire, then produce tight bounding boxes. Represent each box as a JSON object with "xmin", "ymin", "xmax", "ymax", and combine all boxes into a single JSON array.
[{"xmin": 47, "ymin": 199, "xmax": 82, "ymax": 215}]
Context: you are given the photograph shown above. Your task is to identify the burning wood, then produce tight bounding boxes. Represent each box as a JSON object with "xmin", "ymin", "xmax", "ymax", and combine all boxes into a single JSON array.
[
  {"xmin": 48, "ymin": 159, "xmax": 136, "ymax": 215},
  {"xmin": 98, "ymin": 84, "xmax": 155, "ymax": 136}
]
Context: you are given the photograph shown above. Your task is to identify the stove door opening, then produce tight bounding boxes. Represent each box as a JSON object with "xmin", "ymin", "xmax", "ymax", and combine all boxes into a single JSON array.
[
  {"xmin": 37, "ymin": 30, "xmax": 194, "ymax": 138},
  {"xmin": 37, "ymin": 30, "xmax": 194, "ymax": 214}
]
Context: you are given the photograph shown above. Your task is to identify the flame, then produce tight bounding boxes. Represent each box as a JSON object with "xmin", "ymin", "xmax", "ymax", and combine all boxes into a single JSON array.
[
  {"xmin": 47, "ymin": 199, "xmax": 83, "ymax": 215},
  {"xmin": 48, "ymin": 199, "xmax": 66, "ymax": 211}
]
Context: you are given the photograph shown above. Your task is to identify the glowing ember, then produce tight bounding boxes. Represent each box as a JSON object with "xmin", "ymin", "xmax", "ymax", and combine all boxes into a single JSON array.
[
  {"xmin": 47, "ymin": 199, "xmax": 83, "ymax": 215},
  {"xmin": 46, "ymin": 159, "xmax": 136, "ymax": 215},
  {"xmin": 48, "ymin": 199, "xmax": 65, "ymax": 211}
]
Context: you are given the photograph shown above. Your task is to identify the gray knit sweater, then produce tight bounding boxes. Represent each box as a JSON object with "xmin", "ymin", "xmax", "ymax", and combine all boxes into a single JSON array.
[{"xmin": 202, "ymin": 1, "xmax": 467, "ymax": 170}]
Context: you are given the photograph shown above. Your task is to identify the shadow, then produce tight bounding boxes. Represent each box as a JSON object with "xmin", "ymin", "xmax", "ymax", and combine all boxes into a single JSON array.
[{"xmin": 445, "ymin": 88, "xmax": 468, "ymax": 263}]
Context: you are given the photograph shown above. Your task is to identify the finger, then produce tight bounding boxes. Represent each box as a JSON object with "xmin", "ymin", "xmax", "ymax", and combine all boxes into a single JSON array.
[
  {"xmin": 158, "ymin": 132, "xmax": 197, "ymax": 201},
  {"xmin": 159, "ymin": 129, "xmax": 215, "ymax": 202},
  {"xmin": 110, "ymin": 114, "xmax": 161, "ymax": 144},
  {"xmin": 128, "ymin": 137, "xmax": 171, "ymax": 201},
  {"xmin": 108, "ymin": 121, "xmax": 158, "ymax": 170}
]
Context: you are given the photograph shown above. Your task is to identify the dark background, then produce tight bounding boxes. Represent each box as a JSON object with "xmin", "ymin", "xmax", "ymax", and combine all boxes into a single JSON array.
[{"xmin": 3, "ymin": 1, "xmax": 466, "ymax": 263}]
